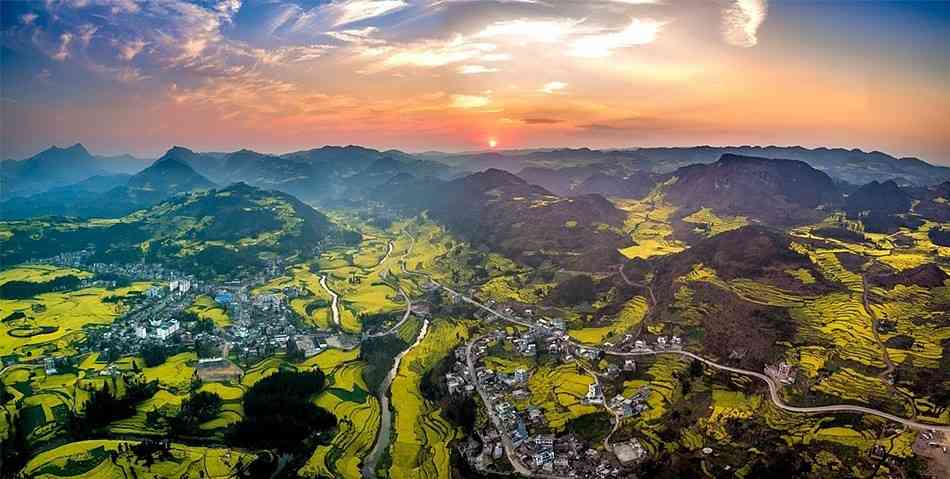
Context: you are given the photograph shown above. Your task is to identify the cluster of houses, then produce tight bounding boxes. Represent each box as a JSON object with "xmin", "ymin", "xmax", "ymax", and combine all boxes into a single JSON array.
[
  {"xmin": 453, "ymin": 328, "xmax": 654, "ymax": 478},
  {"xmin": 764, "ymin": 362, "xmax": 797, "ymax": 385},
  {"xmin": 64, "ymin": 254, "xmax": 348, "ymax": 371}
]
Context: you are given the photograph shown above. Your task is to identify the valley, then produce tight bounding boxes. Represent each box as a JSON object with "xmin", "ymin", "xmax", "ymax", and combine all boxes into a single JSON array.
[{"xmin": 2, "ymin": 146, "xmax": 950, "ymax": 479}]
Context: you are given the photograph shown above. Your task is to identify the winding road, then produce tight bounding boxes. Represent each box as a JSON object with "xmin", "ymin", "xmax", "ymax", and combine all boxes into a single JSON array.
[{"xmin": 441, "ymin": 279, "xmax": 950, "ymax": 433}]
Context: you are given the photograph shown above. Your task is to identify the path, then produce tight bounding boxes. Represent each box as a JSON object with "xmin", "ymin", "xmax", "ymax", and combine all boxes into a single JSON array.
[
  {"xmin": 366, "ymin": 236, "xmax": 417, "ymax": 338},
  {"xmin": 465, "ymin": 336, "xmax": 568, "ymax": 479}
]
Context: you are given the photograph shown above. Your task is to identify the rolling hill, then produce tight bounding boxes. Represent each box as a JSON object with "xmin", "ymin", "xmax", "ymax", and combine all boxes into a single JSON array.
[{"xmin": 0, "ymin": 183, "xmax": 357, "ymax": 277}]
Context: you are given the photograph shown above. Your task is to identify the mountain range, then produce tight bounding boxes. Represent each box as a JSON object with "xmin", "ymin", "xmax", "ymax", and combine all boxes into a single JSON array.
[{"xmin": 5, "ymin": 142, "xmax": 950, "ymax": 273}]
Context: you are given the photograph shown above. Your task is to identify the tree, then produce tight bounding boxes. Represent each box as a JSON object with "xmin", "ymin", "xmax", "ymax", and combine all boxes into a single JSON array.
[
  {"xmin": 689, "ymin": 358, "xmax": 704, "ymax": 378},
  {"xmin": 141, "ymin": 343, "xmax": 167, "ymax": 368}
]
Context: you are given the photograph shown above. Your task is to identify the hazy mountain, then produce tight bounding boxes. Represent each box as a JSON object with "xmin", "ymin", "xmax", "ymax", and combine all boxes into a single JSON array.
[
  {"xmin": 0, "ymin": 143, "xmax": 106, "ymax": 198},
  {"xmin": 661, "ymin": 154, "xmax": 840, "ymax": 224},
  {"xmin": 0, "ymin": 154, "xmax": 214, "ymax": 220},
  {"xmin": 427, "ymin": 146, "xmax": 950, "ymax": 187},
  {"xmin": 93, "ymin": 153, "xmax": 152, "ymax": 174}
]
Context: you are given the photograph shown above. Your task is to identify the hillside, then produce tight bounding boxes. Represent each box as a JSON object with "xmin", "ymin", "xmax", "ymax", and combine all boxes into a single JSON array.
[
  {"xmin": 662, "ymin": 154, "xmax": 840, "ymax": 224},
  {"xmin": 376, "ymin": 168, "xmax": 628, "ymax": 271},
  {"xmin": 0, "ymin": 183, "xmax": 356, "ymax": 277}
]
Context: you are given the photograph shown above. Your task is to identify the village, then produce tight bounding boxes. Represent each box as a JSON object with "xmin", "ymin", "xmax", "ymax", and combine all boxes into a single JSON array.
[{"xmin": 34, "ymin": 251, "xmax": 350, "ymax": 382}]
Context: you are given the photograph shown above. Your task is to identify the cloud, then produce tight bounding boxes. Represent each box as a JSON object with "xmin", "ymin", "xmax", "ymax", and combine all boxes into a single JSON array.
[
  {"xmin": 539, "ymin": 81, "xmax": 567, "ymax": 94},
  {"xmin": 20, "ymin": 13, "xmax": 39, "ymax": 25},
  {"xmin": 52, "ymin": 33, "xmax": 74, "ymax": 61},
  {"xmin": 450, "ymin": 94, "xmax": 491, "ymax": 109},
  {"xmin": 77, "ymin": 24, "xmax": 98, "ymax": 46},
  {"xmin": 458, "ymin": 64, "xmax": 498, "ymax": 74},
  {"xmin": 333, "ymin": 1, "xmax": 408, "ymax": 27},
  {"xmin": 722, "ymin": 0, "xmax": 767, "ymax": 48},
  {"xmin": 570, "ymin": 18, "xmax": 663, "ymax": 58},
  {"xmin": 379, "ymin": 35, "xmax": 499, "ymax": 68},
  {"xmin": 117, "ymin": 38, "xmax": 146, "ymax": 61},
  {"xmin": 523, "ymin": 117, "xmax": 563, "ymax": 124},
  {"xmin": 326, "ymin": 26, "xmax": 381, "ymax": 43},
  {"xmin": 252, "ymin": 45, "xmax": 332, "ymax": 64},
  {"xmin": 474, "ymin": 18, "xmax": 584, "ymax": 44}
]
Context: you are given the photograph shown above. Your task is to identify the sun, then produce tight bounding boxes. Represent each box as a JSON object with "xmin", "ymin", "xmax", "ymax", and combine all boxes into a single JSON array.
[{"xmin": 488, "ymin": 138, "xmax": 498, "ymax": 148}]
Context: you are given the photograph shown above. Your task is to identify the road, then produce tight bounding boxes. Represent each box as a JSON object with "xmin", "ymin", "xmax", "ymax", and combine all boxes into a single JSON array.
[
  {"xmin": 366, "ymin": 236, "xmax": 416, "ymax": 338},
  {"xmin": 441, "ymin": 281, "xmax": 950, "ymax": 433},
  {"xmin": 465, "ymin": 336, "xmax": 570, "ymax": 479}
]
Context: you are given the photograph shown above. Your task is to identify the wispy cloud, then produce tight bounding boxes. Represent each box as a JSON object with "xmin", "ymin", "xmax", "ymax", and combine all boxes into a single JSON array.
[
  {"xmin": 117, "ymin": 38, "xmax": 146, "ymax": 61},
  {"xmin": 379, "ymin": 35, "xmax": 499, "ymax": 69},
  {"xmin": 334, "ymin": 1, "xmax": 408, "ymax": 27},
  {"xmin": 523, "ymin": 117, "xmax": 563, "ymax": 124},
  {"xmin": 52, "ymin": 33, "xmax": 74, "ymax": 61},
  {"xmin": 722, "ymin": 0, "xmax": 767, "ymax": 48},
  {"xmin": 20, "ymin": 13, "xmax": 38, "ymax": 25},
  {"xmin": 450, "ymin": 94, "xmax": 491, "ymax": 109},
  {"xmin": 570, "ymin": 18, "xmax": 663, "ymax": 58},
  {"xmin": 474, "ymin": 18, "xmax": 584, "ymax": 44},
  {"xmin": 458, "ymin": 64, "xmax": 498, "ymax": 74},
  {"xmin": 539, "ymin": 81, "xmax": 567, "ymax": 94}
]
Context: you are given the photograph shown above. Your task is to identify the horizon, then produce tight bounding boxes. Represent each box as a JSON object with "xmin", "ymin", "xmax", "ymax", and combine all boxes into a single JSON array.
[
  {"xmin": 2, "ymin": 1, "xmax": 949, "ymax": 163},
  {"xmin": 12, "ymin": 140, "xmax": 941, "ymax": 165}
]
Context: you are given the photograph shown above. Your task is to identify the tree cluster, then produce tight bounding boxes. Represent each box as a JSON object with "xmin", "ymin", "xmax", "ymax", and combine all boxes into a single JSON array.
[{"xmin": 227, "ymin": 370, "xmax": 335, "ymax": 451}]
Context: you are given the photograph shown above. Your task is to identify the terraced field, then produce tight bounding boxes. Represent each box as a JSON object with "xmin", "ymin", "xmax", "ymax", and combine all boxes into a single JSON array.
[
  {"xmin": 681, "ymin": 208, "xmax": 748, "ymax": 238},
  {"xmin": 0, "ymin": 281, "xmax": 153, "ymax": 358},
  {"xmin": 569, "ymin": 296, "xmax": 648, "ymax": 344},
  {"xmin": 526, "ymin": 364, "xmax": 598, "ymax": 430},
  {"xmin": 0, "ymin": 264, "xmax": 92, "ymax": 286},
  {"xmin": 22, "ymin": 440, "xmax": 252, "ymax": 479},
  {"xmin": 387, "ymin": 320, "xmax": 470, "ymax": 479},
  {"xmin": 188, "ymin": 295, "xmax": 230, "ymax": 328},
  {"xmin": 614, "ymin": 196, "xmax": 686, "ymax": 260},
  {"xmin": 300, "ymin": 349, "xmax": 379, "ymax": 479}
]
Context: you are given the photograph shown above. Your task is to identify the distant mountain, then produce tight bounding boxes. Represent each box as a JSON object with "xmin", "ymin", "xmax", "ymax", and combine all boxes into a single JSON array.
[
  {"xmin": 126, "ymin": 156, "xmax": 215, "ymax": 192},
  {"xmin": 0, "ymin": 152, "xmax": 214, "ymax": 220},
  {"xmin": 375, "ymin": 168, "xmax": 628, "ymax": 271},
  {"xmin": 427, "ymin": 146, "xmax": 950, "ymax": 187},
  {"xmin": 661, "ymin": 154, "xmax": 840, "ymax": 224},
  {"xmin": 633, "ymin": 146, "xmax": 950, "ymax": 186},
  {"xmin": 1, "ymin": 144, "xmax": 105, "ymax": 198},
  {"xmin": 93, "ymin": 153, "xmax": 152, "ymax": 174},
  {"xmin": 0, "ymin": 183, "xmax": 357, "ymax": 277}
]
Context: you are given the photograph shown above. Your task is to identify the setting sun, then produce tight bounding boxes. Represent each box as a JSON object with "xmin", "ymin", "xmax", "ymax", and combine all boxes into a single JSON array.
[{"xmin": 488, "ymin": 138, "xmax": 498, "ymax": 148}]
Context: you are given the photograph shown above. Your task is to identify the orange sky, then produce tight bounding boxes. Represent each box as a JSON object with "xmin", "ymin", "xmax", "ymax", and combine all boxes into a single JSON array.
[{"xmin": 2, "ymin": 1, "xmax": 949, "ymax": 163}]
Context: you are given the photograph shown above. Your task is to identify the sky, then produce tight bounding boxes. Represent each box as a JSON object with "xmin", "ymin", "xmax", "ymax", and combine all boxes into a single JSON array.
[{"xmin": 1, "ymin": 0, "xmax": 949, "ymax": 163}]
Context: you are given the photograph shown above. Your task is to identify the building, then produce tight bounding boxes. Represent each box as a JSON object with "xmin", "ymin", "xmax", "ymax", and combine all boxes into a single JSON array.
[
  {"xmin": 294, "ymin": 335, "xmax": 321, "ymax": 357},
  {"xmin": 586, "ymin": 383, "xmax": 604, "ymax": 404},
  {"xmin": 613, "ymin": 439, "xmax": 646, "ymax": 466},
  {"xmin": 155, "ymin": 320, "xmax": 179, "ymax": 340},
  {"xmin": 214, "ymin": 291, "xmax": 233, "ymax": 305},
  {"xmin": 44, "ymin": 357, "xmax": 57, "ymax": 375}
]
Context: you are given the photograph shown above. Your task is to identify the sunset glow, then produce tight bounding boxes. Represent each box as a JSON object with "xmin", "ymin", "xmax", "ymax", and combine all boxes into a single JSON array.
[{"xmin": 1, "ymin": 1, "xmax": 949, "ymax": 163}]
